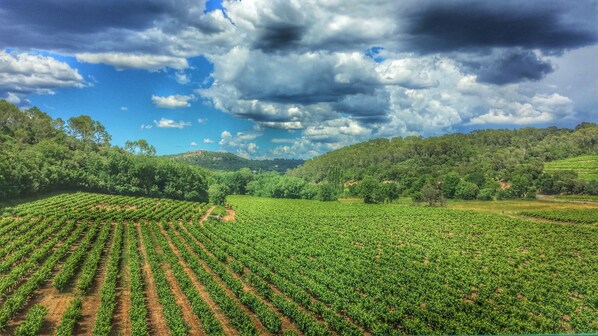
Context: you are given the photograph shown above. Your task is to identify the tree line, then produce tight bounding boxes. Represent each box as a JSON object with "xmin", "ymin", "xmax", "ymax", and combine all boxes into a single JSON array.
[{"xmin": 0, "ymin": 100, "xmax": 209, "ymax": 202}]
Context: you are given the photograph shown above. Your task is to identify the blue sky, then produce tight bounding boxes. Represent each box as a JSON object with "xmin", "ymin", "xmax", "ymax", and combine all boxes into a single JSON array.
[{"xmin": 1, "ymin": 0, "xmax": 597, "ymax": 158}]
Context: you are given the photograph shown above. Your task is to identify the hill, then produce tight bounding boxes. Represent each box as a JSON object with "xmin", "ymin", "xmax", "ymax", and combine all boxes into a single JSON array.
[
  {"xmin": 289, "ymin": 123, "xmax": 598, "ymax": 196},
  {"xmin": 545, "ymin": 155, "xmax": 598, "ymax": 181},
  {"xmin": 167, "ymin": 150, "xmax": 303, "ymax": 173}
]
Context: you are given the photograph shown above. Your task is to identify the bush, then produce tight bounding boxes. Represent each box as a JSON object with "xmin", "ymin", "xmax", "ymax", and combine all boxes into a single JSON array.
[
  {"xmin": 455, "ymin": 181, "xmax": 479, "ymax": 200},
  {"xmin": 357, "ymin": 176, "xmax": 384, "ymax": 204},
  {"xmin": 496, "ymin": 189, "xmax": 515, "ymax": 200},
  {"xmin": 476, "ymin": 188, "xmax": 495, "ymax": 201},
  {"xmin": 316, "ymin": 182, "xmax": 338, "ymax": 201}
]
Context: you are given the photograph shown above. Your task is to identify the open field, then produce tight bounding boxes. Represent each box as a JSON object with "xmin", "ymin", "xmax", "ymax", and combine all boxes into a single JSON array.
[
  {"xmin": 545, "ymin": 155, "xmax": 598, "ymax": 181},
  {"xmin": 0, "ymin": 192, "xmax": 597, "ymax": 335}
]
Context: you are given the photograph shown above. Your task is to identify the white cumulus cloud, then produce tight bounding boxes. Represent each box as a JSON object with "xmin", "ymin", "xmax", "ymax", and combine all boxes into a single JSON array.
[
  {"xmin": 0, "ymin": 50, "xmax": 85, "ymax": 101},
  {"xmin": 153, "ymin": 118, "xmax": 192, "ymax": 129},
  {"xmin": 76, "ymin": 53, "xmax": 188, "ymax": 71},
  {"xmin": 151, "ymin": 94, "xmax": 193, "ymax": 108}
]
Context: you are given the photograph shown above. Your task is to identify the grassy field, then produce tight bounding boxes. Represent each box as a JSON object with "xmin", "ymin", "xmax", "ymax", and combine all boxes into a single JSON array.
[
  {"xmin": 0, "ymin": 192, "xmax": 596, "ymax": 335},
  {"xmin": 545, "ymin": 155, "xmax": 598, "ymax": 181},
  {"xmin": 448, "ymin": 198, "xmax": 598, "ymax": 216}
]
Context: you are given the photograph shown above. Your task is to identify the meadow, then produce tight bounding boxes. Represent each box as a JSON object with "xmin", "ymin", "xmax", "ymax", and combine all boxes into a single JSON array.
[{"xmin": 0, "ymin": 192, "xmax": 596, "ymax": 335}]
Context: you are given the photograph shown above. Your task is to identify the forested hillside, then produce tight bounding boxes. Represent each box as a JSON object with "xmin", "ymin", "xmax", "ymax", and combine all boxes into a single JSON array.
[
  {"xmin": 0, "ymin": 100, "xmax": 209, "ymax": 202},
  {"xmin": 289, "ymin": 124, "xmax": 598, "ymax": 200},
  {"xmin": 167, "ymin": 150, "xmax": 303, "ymax": 173}
]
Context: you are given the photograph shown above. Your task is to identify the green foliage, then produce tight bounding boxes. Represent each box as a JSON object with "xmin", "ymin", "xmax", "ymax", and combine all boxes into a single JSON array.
[
  {"xmin": 214, "ymin": 196, "xmax": 598, "ymax": 334},
  {"xmin": 545, "ymin": 155, "xmax": 598, "ymax": 181},
  {"xmin": 209, "ymin": 184, "xmax": 228, "ymax": 205},
  {"xmin": 4, "ymin": 192, "xmax": 598, "ymax": 335},
  {"xmin": 124, "ymin": 139, "xmax": 156, "ymax": 156},
  {"xmin": 55, "ymin": 298, "xmax": 83, "ymax": 336},
  {"xmin": 476, "ymin": 188, "xmax": 495, "ymax": 201},
  {"xmin": 455, "ymin": 181, "xmax": 479, "ymax": 200},
  {"xmin": 357, "ymin": 176, "xmax": 384, "ymax": 204},
  {"xmin": 168, "ymin": 150, "xmax": 303, "ymax": 172},
  {"xmin": 442, "ymin": 172, "xmax": 461, "ymax": 198},
  {"xmin": 316, "ymin": 182, "xmax": 338, "ymax": 201},
  {"xmin": 93, "ymin": 224, "xmax": 124, "ymax": 335},
  {"xmin": 421, "ymin": 183, "xmax": 445, "ymax": 206},
  {"xmin": 381, "ymin": 182, "xmax": 400, "ymax": 203},
  {"xmin": 520, "ymin": 209, "xmax": 598, "ymax": 223},
  {"xmin": 15, "ymin": 305, "xmax": 46, "ymax": 336},
  {"xmin": 128, "ymin": 223, "xmax": 150, "ymax": 336},
  {"xmin": 0, "ymin": 100, "xmax": 210, "ymax": 202},
  {"xmin": 289, "ymin": 123, "xmax": 598, "ymax": 199}
]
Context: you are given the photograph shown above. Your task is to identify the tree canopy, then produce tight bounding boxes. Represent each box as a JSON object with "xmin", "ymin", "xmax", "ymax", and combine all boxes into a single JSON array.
[{"xmin": 0, "ymin": 100, "xmax": 209, "ymax": 202}]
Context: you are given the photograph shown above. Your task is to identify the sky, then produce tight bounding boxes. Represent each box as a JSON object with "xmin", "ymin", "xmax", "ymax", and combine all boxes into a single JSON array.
[{"xmin": 0, "ymin": 0, "xmax": 597, "ymax": 158}]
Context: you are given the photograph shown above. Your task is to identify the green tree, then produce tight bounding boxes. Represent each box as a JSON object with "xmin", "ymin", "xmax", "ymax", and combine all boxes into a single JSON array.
[
  {"xmin": 455, "ymin": 181, "xmax": 479, "ymax": 200},
  {"xmin": 442, "ymin": 172, "xmax": 461, "ymax": 198},
  {"xmin": 209, "ymin": 184, "xmax": 228, "ymax": 205},
  {"xmin": 124, "ymin": 139, "xmax": 156, "ymax": 156},
  {"xmin": 381, "ymin": 182, "xmax": 400, "ymax": 203},
  {"xmin": 357, "ymin": 176, "xmax": 384, "ymax": 204},
  {"xmin": 317, "ymin": 182, "xmax": 338, "ymax": 201},
  {"xmin": 421, "ymin": 183, "xmax": 445, "ymax": 207}
]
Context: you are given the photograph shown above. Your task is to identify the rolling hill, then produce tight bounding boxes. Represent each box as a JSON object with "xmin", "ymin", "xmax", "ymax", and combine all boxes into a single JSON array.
[
  {"xmin": 289, "ymin": 123, "xmax": 598, "ymax": 188},
  {"xmin": 167, "ymin": 150, "xmax": 303, "ymax": 173}
]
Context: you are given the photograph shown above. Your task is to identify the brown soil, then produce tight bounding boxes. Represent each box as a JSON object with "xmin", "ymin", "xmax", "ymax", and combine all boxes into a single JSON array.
[
  {"xmin": 162, "ymin": 267, "xmax": 205, "ymax": 336},
  {"xmin": 149, "ymin": 227, "xmax": 204, "ymax": 336},
  {"xmin": 75, "ymin": 223, "xmax": 116, "ymax": 335},
  {"xmin": 4, "ymin": 222, "xmax": 90, "ymax": 335},
  {"xmin": 163, "ymin": 222, "xmax": 254, "ymax": 336},
  {"xmin": 37, "ymin": 289, "xmax": 77, "ymax": 335},
  {"xmin": 111, "ymin": 225, "xmax": 131, "ymax": 336},
  {"xmin": 136, "ymin": 223, "xmax": 171, "ymax": 336},
  {"xmin": 222, "ymin": 209, "xmax": 236, "ymax": 222},
  {"xmin": 174, "ymin": 218, "xmax": 302, "ymax": 335}
]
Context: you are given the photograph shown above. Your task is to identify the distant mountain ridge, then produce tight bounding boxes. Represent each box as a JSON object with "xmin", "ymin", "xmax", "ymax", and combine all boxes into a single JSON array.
[{"xmin": 166, "ymin": 150, "xmax": 304, "ymax": 173}]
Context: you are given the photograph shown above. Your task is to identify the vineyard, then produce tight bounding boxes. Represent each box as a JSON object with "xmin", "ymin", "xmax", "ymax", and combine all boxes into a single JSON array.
[
  {"xmin": 520, "ymin": 209, "xmax": 598, "ymax": 224},
  {"xmin": 0, "ymin": 192, "xmax": 596, "ymax": 335},
  {"xmin": 545, "ymin": 155, "xmax": 598, "ymax": 181}
]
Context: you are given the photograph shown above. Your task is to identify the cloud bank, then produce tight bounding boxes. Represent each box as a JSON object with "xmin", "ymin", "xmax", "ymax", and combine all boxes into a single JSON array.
[{"xmin": 1, "ymin": 0, "xmax": 596, "ymax": 158}]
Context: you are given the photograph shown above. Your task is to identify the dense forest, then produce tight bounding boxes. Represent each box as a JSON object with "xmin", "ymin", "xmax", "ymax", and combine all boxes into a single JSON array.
[
  {"xmin": 286, "ymin": 124, "xmax": 598, "ymax": 202},
  {"xmin": 0, "ymin": 100, "xmax": 209, "ymax": 202},
  {"xmin": 167, "ymin": 150, "xmax": 303, "ymax": 173},
  {"xmin": 207, "ymin": 124, "xmax": 598, "ymax": 205}
]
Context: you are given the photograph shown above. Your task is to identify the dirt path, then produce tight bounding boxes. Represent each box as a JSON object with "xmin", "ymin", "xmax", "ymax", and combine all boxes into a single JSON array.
[
  {"xmin": 175, "ymin": 217, "xmax": 302, "ymax": 335},
  {"xmin": 198, "ymin": 206, "xmax": 216, "ymax": 223},
  {"xmin": 136, "ymin": 223, "xmax": 171, "ymax": 336},
  {"xmin": 111, "ymin": 223, "xmax": 131, "ymax": 336},
  {"xmin": 75, "ymin": 223, "xmax": 116, "ymax": 335}
]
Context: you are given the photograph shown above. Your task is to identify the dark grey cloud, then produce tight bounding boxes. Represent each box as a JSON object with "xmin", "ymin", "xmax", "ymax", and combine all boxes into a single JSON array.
[
  {"xmin": 408, "ymin": 2, "xmax": 596, "ymax": 53},
  {"xmin": 333, "ymin": 91, "xmax": 391, "ymax": 124},
  {"xmin": 253, "ymin": 24, "xmax": 305, "ymax": 52},
  {"xmin": 463, "ymin": 49, "xmax": 555, "ymax": 84},
  {"xmin": 0, "ymin": 0, "xmax": 226, "ymax": 54}
]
